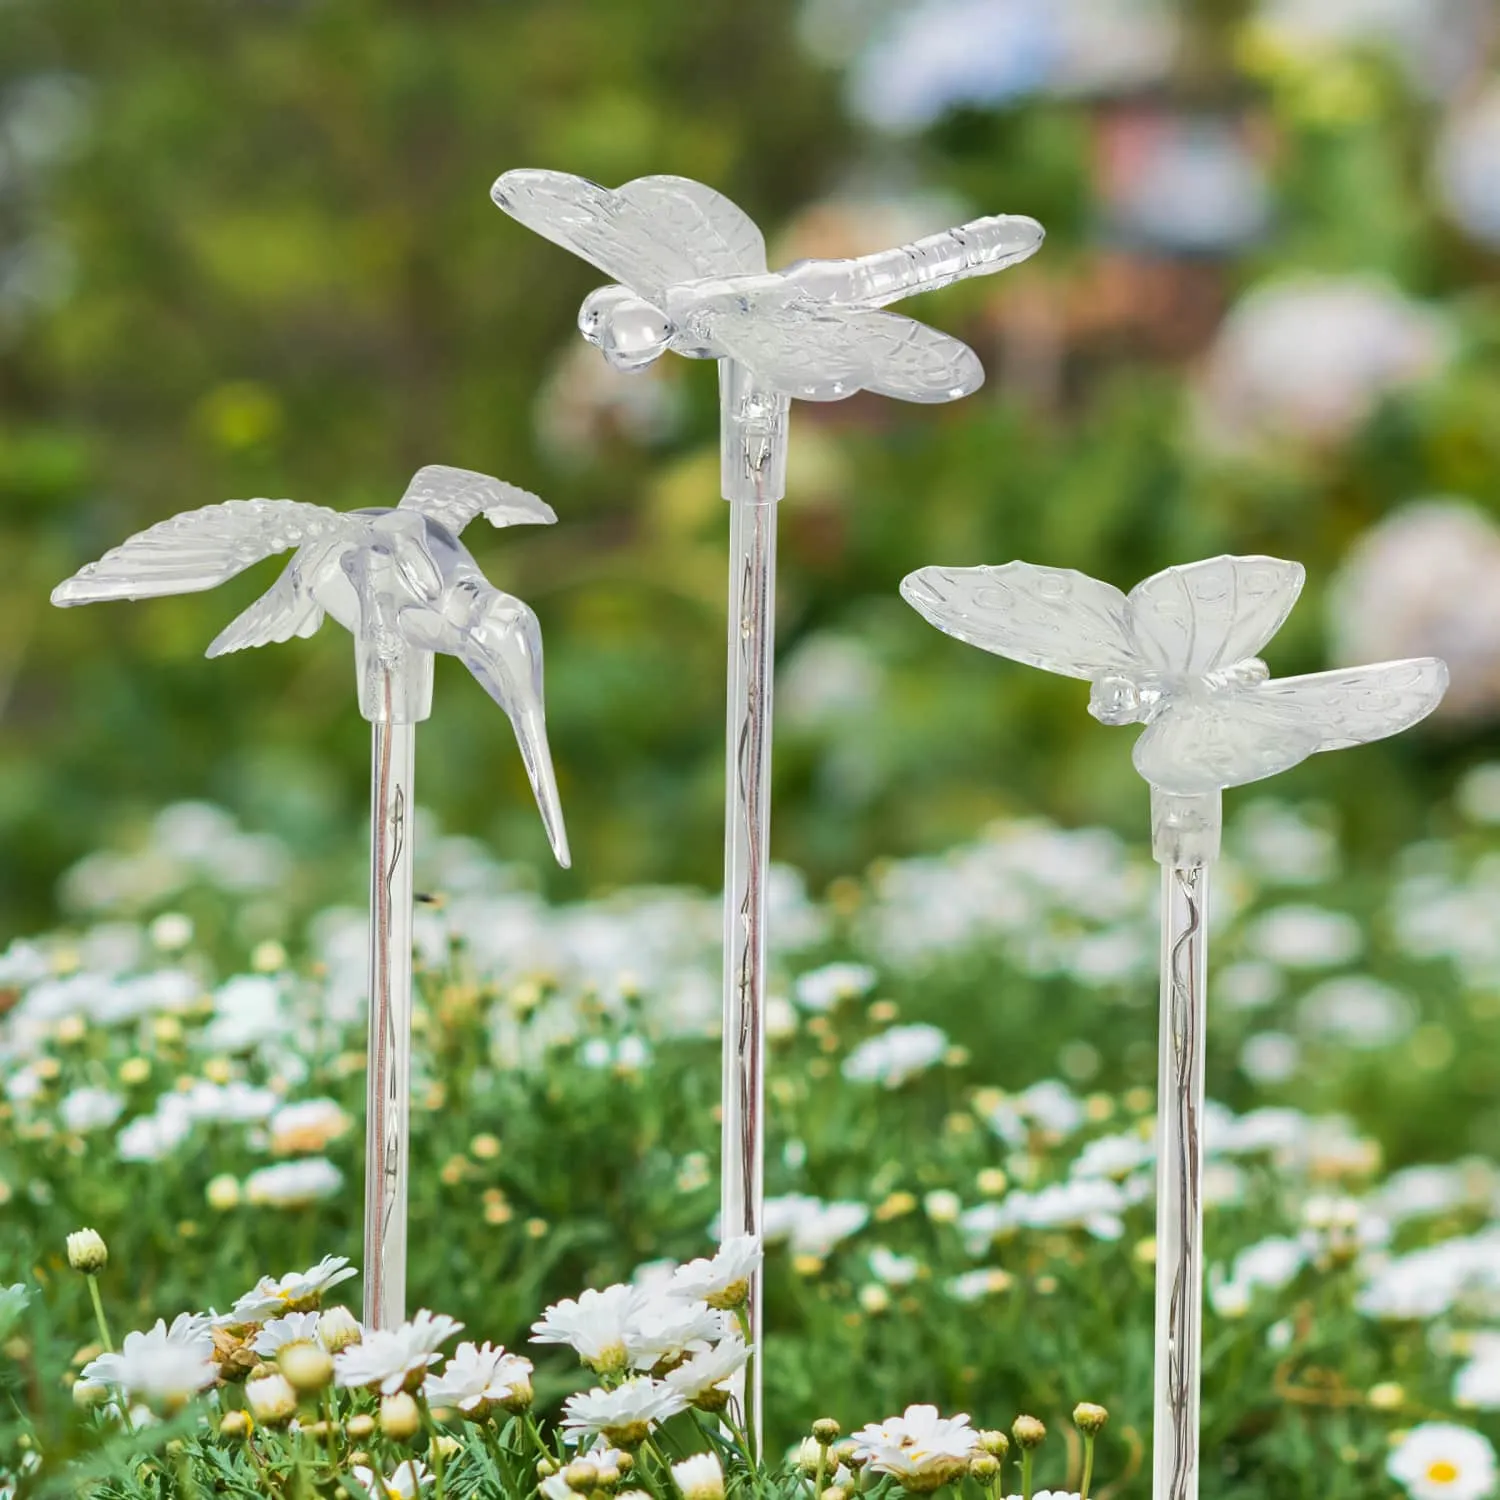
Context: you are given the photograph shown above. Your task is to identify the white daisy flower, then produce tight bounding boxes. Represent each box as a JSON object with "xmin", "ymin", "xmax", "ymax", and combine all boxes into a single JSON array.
[
  {"xmin": 252, "ymin": 1311, "xmax": 323, "ymax": 1357},
  {"xmin": 672, "ymin": 1452, "xmax": 725, "ymax": 1500},
  {"xmin": 852, "ymin": 1404, "xmax": 979, "ymax": 1493},
  {"xmin": 841, "ymin": 1023, "xmax": 949, "ymax": 1087},
  {"xmin": 226, "ymin": 1255, "xmax": 359, "ymax": 1322},
  {"xmin": 662, "ymin": 1332, "xmax": 751, "ymax": 1408},
  {"xmin": 424, "ymin": 1341, "xmax": 534, "ymax": 1416},
  {"xmin": 334, "ymin": 1310, "xmax": 463, "ymax": 1396},
  {"xmin": 667, "ymin": 1236, "xmax": 761, "ymax": 1310},
  {"xmin": 793, "ymin": 962, "xmax": 876, "ymax": 1011},
  {"xmin": 532, "ymin": 1284, "xmax": 644, "ymax": 1374},
  {"xmin": 1005, "ymin": 1492, "xmax": 1081, "ymax": 1500},
  {"xmin": 350, "ymin": 1459, "xmax": 432, "ymax": 1499},
  {"xmin": 560, "ymin": 1377, "xmax": 687, "ymax": 1447},
  {"xmin": 79, "ymin": 1315, "xmax": 216, "ymax": 1410},
  {"xmin": 1388, "ymin": 1422, "xmax": 1498, "ymax": 1500},
  {"xmin": 625, "ymin": 1295, "xmax": 725, "ymax": 1371},
  {"xmin": 59, "ymin": 1086, "xmax": 125, "ymax": 1134}
]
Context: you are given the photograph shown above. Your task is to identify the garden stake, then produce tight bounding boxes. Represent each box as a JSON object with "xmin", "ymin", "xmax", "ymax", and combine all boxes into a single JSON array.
[
  {"xmin": 491, "ymin": 167, "xmax": 1044, "ymax": 1449},
  {"xmin": 900, "ymin": 553, "xmax": 1448, "ymax": 1500},
  {"xmin": 51, "ymin": 465, "xmax": 570, "ymax": 1329}
]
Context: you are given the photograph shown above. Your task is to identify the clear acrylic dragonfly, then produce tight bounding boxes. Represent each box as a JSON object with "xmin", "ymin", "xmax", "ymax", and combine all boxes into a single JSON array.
[
  {"xmin": 902, "ymin": 553, "xmax": 1447, "ymax": 1500},
  {"xmin": 53, "ymin": 464, "xmax": 570, "ymax": 1330},
  {"xmin": 492, "ymin": 167, "xmax": 1044, "ymax": 1450}
]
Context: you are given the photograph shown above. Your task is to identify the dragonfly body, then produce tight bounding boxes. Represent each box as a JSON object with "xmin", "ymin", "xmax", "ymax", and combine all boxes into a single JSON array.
[{"xmin": 494, "ymin": 169, "xmax": 1044, "ymax": 404}]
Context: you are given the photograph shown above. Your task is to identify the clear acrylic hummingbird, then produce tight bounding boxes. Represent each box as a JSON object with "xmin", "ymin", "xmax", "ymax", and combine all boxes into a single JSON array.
[
  {"xmin": 51, "ymin": 464, "xmax": 570, "ymax": 866},
  {"xmin": 491, "ymin": 168, "xmax": 1045, "ymax": 402},
  {"xmin": 901, "ymin": 554, "xmax": 1448, "ymax": 802}
]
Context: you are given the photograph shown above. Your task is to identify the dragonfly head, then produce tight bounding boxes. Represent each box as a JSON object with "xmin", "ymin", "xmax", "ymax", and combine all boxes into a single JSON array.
[{"xmin": 578, "ymin": 284, "xmax": 675, "ymax": 372}]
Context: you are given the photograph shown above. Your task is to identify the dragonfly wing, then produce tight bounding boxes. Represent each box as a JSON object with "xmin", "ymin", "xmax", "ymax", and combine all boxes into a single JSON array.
[
  {"xmin": 615, "ymin": 175, "xmax": 767, "ymax": 276},
  {"xmin": 1127, "ymin": 556, "xmax": 1305, "ymax": 675},
  {"xmin": 491, "ymin": 168, "xmax": 710, "ymax": 306},
  {"xmin": 901, "ymin": 562, "xmax": 1139, "ymax": 680},
  {"xmin": 399, "ymin": 465, "xmax": 557, "ymax": 534},
  {"xmin": 51, "ymin": 500, "xmax": 344, "ymax": 605},
  {"xmin": 707, "ymin": 301, "xmax": 983, "ymax": 403},
  {"xmin": 1132, "ymin": 657, "xmax": 1448, "ymax": 794}
]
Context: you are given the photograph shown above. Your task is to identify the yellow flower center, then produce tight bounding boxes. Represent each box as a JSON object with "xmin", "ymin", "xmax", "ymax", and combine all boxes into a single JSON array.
[{"xmin": 1427, "ymin": 1461, "xmax": 1461, "ymax": 1486}]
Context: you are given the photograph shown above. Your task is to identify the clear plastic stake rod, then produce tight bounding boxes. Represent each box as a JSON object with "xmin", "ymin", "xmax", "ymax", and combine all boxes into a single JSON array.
[
  {"xmin": 51, "ymin": 466, "xmax": 571, "ymax": 1331},
  {"xmin": 491, "ymin": 169, "xmax": 1044, "ymax": 1448},
  {"xmin": 901, "ymin": 554, "xmax": 1448, "ymax": 1500}
]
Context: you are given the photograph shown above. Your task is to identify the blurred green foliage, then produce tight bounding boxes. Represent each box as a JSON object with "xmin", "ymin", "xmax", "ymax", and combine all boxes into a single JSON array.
[{"xmin": 0, "ymin": 0, "xmax": 1493, "ymax": 937}]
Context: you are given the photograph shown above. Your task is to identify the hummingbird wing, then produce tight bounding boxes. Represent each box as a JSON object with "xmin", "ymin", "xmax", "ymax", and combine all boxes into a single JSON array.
[
  {"xmin": 205, "ymin": 561, "xmax": 325, "ymax": 658},
  {"xmin": 51, "ymin": 500, "xmax": 344, "ymax": 605},
  {"xmin": 397, "ymin": 465, "xmax": 557, "ymax": 535},
  {"xmin": 456, "ymin": 590, "xmax": 571, "ymax": 869},
  {"xmin": 491, "ymin": 168, "xmax": 763, "ymax": 304}
]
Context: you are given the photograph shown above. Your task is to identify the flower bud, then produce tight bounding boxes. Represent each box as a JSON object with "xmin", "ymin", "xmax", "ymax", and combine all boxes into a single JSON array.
[
  {"xmin": 380, "ymin": 1391, "xmax": 421, "ymax": 1442},
  {"xmin": 1072, "ymin": 1403, "xmax": 1109, "ymax": 1436},
  {"xmin": 537, "ymin": 1459, "xmax": 559, "ymax": 1479},
  {"xmin": 218, "ymin": 1409, "xmax": 253, "ymax": 1440},
  {"xmin": 500, "ymin": 1374, "xmax": 534, "ymax": 1413},
  {"xmin": 1011, "ymin": 1416, "xmax": 1046, "ymax": 1451},
  {"xmin": 72, "ymin": 1379, "xmax": 110, "ymax": 1410},
  {"xmin": 317, "ymin": 1306, "xmax": 362, "ymax": 1354},
  {"xmin": 246, "ymin": 1373, "xmax": 297, "ymax": 1427},
  {"xmin": 822, "ymin": 1489, "xmax": 848, "ymax": 1500},
  {"xmin": 566, "ymin": 1462, "xmax": 600, "ymax": 1492},
  {"xmin": 66, "ymin": 1228, "xmax": 108, "ymax": 1274},
  {"xmin": 978, "ymin": 1431, "xmax": 1010, "ymax": 1458},
  {"xmin": 812, "ymin": 1418, "xmax": 842, "ymax": 1445},
  {"xmin": 969, "ymin": 1455, "xmax": 1000, "ymax": 1482},
  {"xmin": 346, "ymin": 1413, "xmax": 376, "ymax": 1441},
  {"xmin": 278, "ymin": 1341, "xmax": 334, "ymax": 1393}
]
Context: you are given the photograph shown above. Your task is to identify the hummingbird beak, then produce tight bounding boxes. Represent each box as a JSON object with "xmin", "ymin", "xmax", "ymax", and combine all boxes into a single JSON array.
[{"xmin": 461, "ymin": 597, "xmax": 571, "ymax": 869}]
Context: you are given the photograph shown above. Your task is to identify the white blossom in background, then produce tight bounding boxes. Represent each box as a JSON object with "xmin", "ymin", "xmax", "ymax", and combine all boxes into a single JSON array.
[
  {"xmin": 1239, "ymin": 1031, "xmax": 1301, "ymax": 1085},
  {"xmin": 1242, "ymin": 905, "xmax": 1363, "ymax": 970},
  {"xmin": 59, "ymin": 1086, "xmax": 124, "ymax": 1133},
  {"xmin": 1435, "ymin": 83, "xmax": 1500, "ymax": 247},
  {"xmin": 841, "ymin": 1023, "xmax": 949, "ymax": 1087},
  {"xmin": 1456, "ymin": 764, "xmax": 1500, "ymax": 825},
  {"xmin": 1296, "ymin": 975, "xmax": 1414, "ymax": 1048},
  {"xmin": 1215, "ymin": 960, "xmax": 1284, "ymax": 1012},
  {"xmin": 1329, "ymin": 499, "xmax": 1500, "ymax": 721},
  {"xmin": 1230, "ymin": 800, "xmax": 1339, "ymax": 887},
  {"xmin": 243, "ymin": 1158, "xmax": 343, "ymax": 1208},
  {"xmin": 778, "ymin": 633, "xmax": 886, "ymax": 734},
  {"xmin": 839, "ymin": 0, "xmax": 1176, "ymax": 131},
  {"xmin": 1194, "ymin": 276, "xmax": 1452, "ymax": 455},
  {"xmin": 1387, "ymin": 1421, "xmax": 1498, "ymax": 1500},
  {"xmin": 534, "ymin": 341, "xmax": 684, "ymax": 466},
  {"xmin": 1209, "ymin": 1236, "xmax": 1306, "ymax": 1315},
  {"xmin": 794, "ymin": 962, "xmax": 877, "ymax": 1012}
]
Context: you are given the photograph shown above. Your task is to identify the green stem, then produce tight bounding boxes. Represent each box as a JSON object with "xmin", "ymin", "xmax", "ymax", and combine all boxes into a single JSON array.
[
  {"xmin": 1021, "ymin": 1450, "xmax": 1033, "ymax": 1500},
  {"xmin": 1079, "ymin": 1436, "xmax": 1095, "ymax": 1500},
  {"xmin": 86, "ymin": 1274, "xmax": 114, "ymax": 1354},
  {"xmin": 420, "ymin": 1397, "xmax": 447, "ymax": 1500}
]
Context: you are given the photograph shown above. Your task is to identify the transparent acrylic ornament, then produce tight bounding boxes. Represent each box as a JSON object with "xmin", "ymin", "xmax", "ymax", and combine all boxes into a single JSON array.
[
  {"xmin": 901, "ymin": 553, "xmax": 1448, "ymax": 1500},
  {"xmin": 493, "ymin": 168, "xmax": 1045, "ymax": 1449},
  {"xmin": 52, "ymin": 463, "xmax": 571, "ymax": 1328}
]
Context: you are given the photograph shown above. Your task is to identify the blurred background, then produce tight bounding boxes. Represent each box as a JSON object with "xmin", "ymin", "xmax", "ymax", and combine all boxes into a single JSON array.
[{"xmin": 2, "ymin": 0, "xmax": 1498, "ymax": 938}]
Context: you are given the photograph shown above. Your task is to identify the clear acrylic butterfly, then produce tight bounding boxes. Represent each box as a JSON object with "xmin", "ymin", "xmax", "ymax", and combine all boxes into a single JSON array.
[
  {"xmin": 492, "ymin": 169, "xmax": 1044, "ymax": 403},
  {"xmin": 901, "ymin": 554, "xmax": 1448, "ymax": 797}
]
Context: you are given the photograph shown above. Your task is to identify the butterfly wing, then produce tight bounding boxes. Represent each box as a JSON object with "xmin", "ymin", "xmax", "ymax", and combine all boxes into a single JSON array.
[
  {"xmin": 901, "ymin": 562, "xmax": 1140, "ymax": 679},
  {"xmin": 1132, "ymin": 657, "xmax": 1449, "ymax": 794},
  {"xmin": 1127, "ymin": 556, "xmax": 1305, "ymax": 675},
  {"xmin": 706, "ymin": 300, "xmax": 984, "ymax": 402},
  {"xmin": 51, "ymin": 500, "xmax": 345, "ymax": 605},
  {"xmin": 398, "ymin": 465, "xmax": 557, "ymax": 534},
  {"xmin": 491, "ymin": 169, "xmax": 763, "ymax": 306}
]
